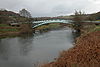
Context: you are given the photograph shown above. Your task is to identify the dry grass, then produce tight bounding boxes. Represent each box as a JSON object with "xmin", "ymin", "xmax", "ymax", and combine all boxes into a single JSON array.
[{"xmin": 42, "ymin": 31, "xmax": 100, "ymax": 67}]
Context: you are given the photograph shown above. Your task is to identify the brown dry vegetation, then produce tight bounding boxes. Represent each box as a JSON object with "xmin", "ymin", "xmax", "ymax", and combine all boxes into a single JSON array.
[
  {"xmin": 0, "ymin": 26, "xmax": 20, "ymax": 36},
  {"xmin": 0, "ymin": 24, "xmax": 33, "ymax": 37},
  {"xmin": 42, "ymin": 31, "xmax": 100, "ymax": 67},
  {"xmin": 20, "ymin": 24, "xmax": 33, "ymax": 34}
]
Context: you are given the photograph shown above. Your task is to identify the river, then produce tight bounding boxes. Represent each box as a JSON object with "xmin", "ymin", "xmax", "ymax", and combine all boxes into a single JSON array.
[{"xmin": 0, "ymin": 28, "xmax": 74, "ymax": 67}]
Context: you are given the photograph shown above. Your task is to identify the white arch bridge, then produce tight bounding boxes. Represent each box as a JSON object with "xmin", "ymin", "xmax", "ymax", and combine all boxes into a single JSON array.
[{"xmin": 32, "ymin": 19, "xmax": 73, "ymax": 28}]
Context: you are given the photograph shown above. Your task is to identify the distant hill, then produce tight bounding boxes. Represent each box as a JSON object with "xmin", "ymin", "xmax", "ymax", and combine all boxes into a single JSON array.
[
  {"xmin": 89, "ymin": 11, "xmax": 100, "ymax": 20},
  {"xmin": 69, "ymin": 11, "xmax": 100, "ymax": 21},
  {"xmin": 0, "ymin": 10, "xmax": 20, "ymax": 17},
  {"xmin": 0, "ymin": 9, "xmax": 31, "ymax": 24}
]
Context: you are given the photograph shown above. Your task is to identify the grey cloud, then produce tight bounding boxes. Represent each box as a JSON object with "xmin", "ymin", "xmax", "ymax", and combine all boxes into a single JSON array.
[{"xmin": 0, "ymin": 0, "xmax": 99, "ymax": 17}]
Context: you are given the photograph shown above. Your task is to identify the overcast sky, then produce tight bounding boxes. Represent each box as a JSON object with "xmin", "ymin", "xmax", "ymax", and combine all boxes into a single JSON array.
[{"xmin": 0, "ymin": 0, "xmax": 100, "ymax": 17}]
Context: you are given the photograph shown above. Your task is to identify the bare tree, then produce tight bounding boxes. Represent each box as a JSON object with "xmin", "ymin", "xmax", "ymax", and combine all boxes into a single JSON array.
[{"xmin": 72, "ymin": 10, "xmax": 84, "ymax": 32}]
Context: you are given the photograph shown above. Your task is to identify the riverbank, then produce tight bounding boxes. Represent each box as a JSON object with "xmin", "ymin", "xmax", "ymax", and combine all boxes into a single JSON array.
[
  {"xmin": 0, "ymin": 24, "xmax": 33, "ymax": 38},
  {"xmin": 42, "ymin": 25, "xmax": 100, "ymax": 67},
  {"xmin": 0, "ymin": 28, "xmax": 74, "ymax": 67}
]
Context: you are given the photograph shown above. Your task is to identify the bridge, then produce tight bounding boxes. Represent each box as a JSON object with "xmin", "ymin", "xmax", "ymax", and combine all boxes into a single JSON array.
[
  {"xmin": 30, "ymin": 16, "xmax": 73, "ymax": 21},
  {"xmin": 32, "ymin": 19, "xmax": 72, "ymax": 28},
  {"xmin": 32, "ymin": 19, "xmax": 100, "ymax": 29}
]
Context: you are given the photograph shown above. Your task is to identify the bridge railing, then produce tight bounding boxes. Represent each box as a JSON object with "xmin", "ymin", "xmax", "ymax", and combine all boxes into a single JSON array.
[{"xmin": 32, "ymin": 20, "xmax": 73, "ymax": 28}]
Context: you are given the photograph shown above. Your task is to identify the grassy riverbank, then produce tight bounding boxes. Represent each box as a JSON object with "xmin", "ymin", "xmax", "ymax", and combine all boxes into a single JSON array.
[
  {"xmin": 41, "ymin": 25, "xmax": 100, "ymax": 67},
  {"xmin": 0, "ymin": 24, "xmax": 33, "ymax": 38}
]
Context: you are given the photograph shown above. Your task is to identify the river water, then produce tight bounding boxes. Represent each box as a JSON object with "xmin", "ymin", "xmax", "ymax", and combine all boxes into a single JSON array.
[{"xmin": 0, "ymin": 28, "xmax": 74, "ymax": 67}]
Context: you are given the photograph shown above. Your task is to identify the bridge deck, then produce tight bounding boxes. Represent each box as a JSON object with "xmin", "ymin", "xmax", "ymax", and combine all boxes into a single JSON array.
[{"xmin": 32, "ymin": 20, "xmax": 72, "ymax": 28}]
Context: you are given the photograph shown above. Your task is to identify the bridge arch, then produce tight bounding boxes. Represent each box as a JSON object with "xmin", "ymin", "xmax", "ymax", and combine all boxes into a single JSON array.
[
  {"xmin": 32, "ymin": 19, "xmax": 72, "ymax": 28},
  {"xmin": 31, "ymin": 17, "xmax": 73, "ymax": 21}
]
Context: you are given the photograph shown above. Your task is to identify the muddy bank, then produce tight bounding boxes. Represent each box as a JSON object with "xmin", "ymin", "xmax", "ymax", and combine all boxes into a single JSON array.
[{"xmin": 42, "ymin": 31, "xmax": 100, "ymax": 67}]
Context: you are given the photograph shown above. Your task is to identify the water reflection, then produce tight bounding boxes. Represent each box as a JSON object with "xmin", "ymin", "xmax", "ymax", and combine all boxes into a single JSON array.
[
  {"xmin": 0, "ymin": 28, "xmax": 74, "ymax": 67},
  {"xmin": 18, "ymin": 36, "xmax": 34, "ymax": 56},
  {"xmin": 0, "ymin": 39, "xmax": 11, "ymax": 60}
]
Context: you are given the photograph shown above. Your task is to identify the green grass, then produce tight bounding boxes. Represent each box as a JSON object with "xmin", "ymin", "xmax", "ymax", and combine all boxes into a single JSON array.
[
  {"xmin": 96, "ymin": 25, "xmax": 100, "ymax": 28},
  {"xmin": 94, "ymin": 28, "xmax": 100, "ymax": 31},
  {"xmin": 0, "ymin": 24, "xmax": 19, "ymax": 32},
  {"xmin": 0, "ymin": 24, "xmax": 10, "ymax": 27},
  {"xmin": 96, "ymin": 20, "xmax": 100, "ymax": 21},
  {"xmin": 0, "ymin": 29, "xmax": 18, "ymax": 32},
  {"xmin": 93, "ymin": 25, "xmax": 100, "ymax": 32}
]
